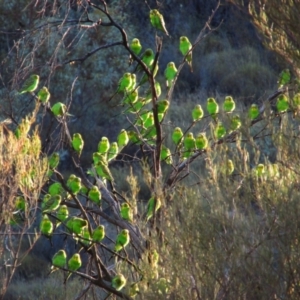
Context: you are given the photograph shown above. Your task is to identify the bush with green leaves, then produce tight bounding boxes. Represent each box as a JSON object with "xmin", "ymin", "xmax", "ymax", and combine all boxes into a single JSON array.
[{"xmin": 2, "ymin": 0, "xmax": 300, "ymax": 299}]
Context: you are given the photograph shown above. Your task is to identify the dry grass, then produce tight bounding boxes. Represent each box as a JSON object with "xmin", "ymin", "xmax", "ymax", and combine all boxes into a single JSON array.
[
  {"xmin": 0, "ymin": 111, "xmax": 48, "ymax": 298},
  {"xmin": 136, "ymin": 112, "xmax": 300, "ymax": 299},
  {"xmin": 4, "ymin": 272, "xmax": 92, "ymax": 300}
]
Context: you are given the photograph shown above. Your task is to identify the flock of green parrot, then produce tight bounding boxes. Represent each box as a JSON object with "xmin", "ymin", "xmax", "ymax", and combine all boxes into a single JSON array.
[
  {"xmin": 49, "ymin": 250, "xmax": 82, "ymax": 283},
  {"xmin": 15, "ymin": 6, "xmax": 298, "ymax": 295}
]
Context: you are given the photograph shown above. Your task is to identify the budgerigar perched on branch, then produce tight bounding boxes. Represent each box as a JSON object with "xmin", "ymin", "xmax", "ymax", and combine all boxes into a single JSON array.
[
  {"xmin": 248, "ymin": 104, "xmax": 259, "ymax": 120},
  {"xmin": 179, "ymin": 36, "xmax": 192, "ymax": 72},
  {"xmin": 207, "ymin": 97, "xmax": 219, "ymax": 121},
  {"xmin": 112, "ymin": 274, "xmax": 127, "ymax": 291},
  {"xmin": 129, "ymin": 38, "xmax": 142, "ymax": 64},
  {"xmin": 149, "ymin": 9, "xmax": 169, "ymax": 36},
  {"xmin": 50, "ymin": 250, "xmax": 67, "ymax": 274},
  {"xmin": 37, "ymin": 87, "xmax": 50, "ymax": 103},
  {"xmin": 65, "ymin": 253, "xmax": 82, "ymax": 283},
  {"xmin": 192, "ymin": 104, "xmax": 204, "ymax": 121},
  {"xmin": 164, "ymin": 62, "xmax": 177, "ymax": 88},
  {"xmin": 172, "ymin": 127, "xmax": 183, "ymax": 146},
  {"xmin": 72, "ymin": 133, "xmax": 84, "ymax": 156},
  {"xmin": 114, "ymin": 229, "xmax": 130, "ymax": 252},
  {"xmin": 223, "ymin": 96, "xmax": 235, "ymax": 113},
  {"xmin": 19, "ymin": 74, "xmax": 39, "ymax": 94},
  {"xmin": 120, "ymin": 203, "xmax": 133, "ymax": 222}
]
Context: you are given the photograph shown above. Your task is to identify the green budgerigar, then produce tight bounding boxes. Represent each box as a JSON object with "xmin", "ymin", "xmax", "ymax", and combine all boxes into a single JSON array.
[
  {"xmin": 172, "ymin": 127, "xmax": 183, "ymax": 146},
  {"xmin": 278, "ymin": 69, "xmax": 290, "ymax": 87},
  {"xmin": 137, "ymin": 48, "xmax": 155, "ymax": 72},
  {"xmin": 67, "ymin": 174, "xmax": 82, "ymax": 195},
  {"xmin": 214, "ymin": 122, "xmax": 226, "ymax": 139},
  {"xmin": 143, "ymin": 126, "xmax": 157, "ymax": 142},
  {"xmin": 158, "ymin": 112, "xmax": 164, "ymax": 123},
  {"xmin": 107, "ymin": 142, "xmax": 119, "ymax": 162},
  {"xmin": 48, "ymin": 182, "xmax": 64, "ymax": 196},
  {"xmin": 92, "ymin": 225, "xmax": 105, "ymax": 242},
  {"xmin": 141, "ymin": 49, "xmax": 155, "ymax": 68},
  {"xmin": 41, "ymin": 194, "xmax": 51, "ymax": 211},
  {"xmin": 127, "ymin": 131, "xmax": 141, "ymax": 144},
  {"xmin": 51, "ymin": 102, "xmax": 67, "ymax": 117},
  {"xmin": 145, "ymin": 81, "xmax": 161, "ymax": 100},
  {"xmin": 127, "ymin": 97, "xmax": 147, "ymax": 114},
  {"xmin": 154, "ymin": 81, "xmax": 162, "ymax": 97},
  {"xmin": 67, "ymin": 174, "xmax": 77, "ymax": 188},
  {"xmin": 94, "ymin": 150, "xmax": 109, "ymax": 164},
  {"xmin": 9, "ymin": 213, "xmax": 24, "ymax": 226},
  {"xmin": 40, "ymin": 214, "xmax": 53, "ymax": 237},
  {"xmin": 15, "ymin": 196, "xmax": 26, "ymax": 211},
  {"xmin": 120, "ymin": 203, "xmax": 133, "ymax": 222},
  {"xmin": 123, "ymin": 89, "xmax": 138, "ymax": 105},
  {"xmin": 183, "ymin": 132, "xmax": 196, "ymax": 158},
  {"xmin": 56, "ymin": 205, "xmax": 69, "ymax": 225},
  {"xmin": 117, "ymin": 73, "xmax": 132, "ymax": 93},
  {"xmin": 92, "ymin": 152, "xmax": 103, "ymax": 164},
  {"xmin": 112, "ymin": 274, "xmax": 127, "ymax": 291},
  {"xmin": 88, "ymin": 185, "xmax": 101, "ymax": 205},
  {"xmin": 15, "ymin": 117, "xmax": 31, "ymax": 139},
  {"xmin": 114, "ymin": 229, "xmax": 130, "ymax": 252},
  {"xmin": 19, "ymin": 74, "xmax": 40, "ymax": 94},
  {"xmin": 254, "ymin": 163, "xmax": 265, "ymax": 177},
  {"xmin": 184, "ymin": 132, "xmax": 196, "ymax": 151},
  {"xmin": 195, "ymin": 133, "xmax": 208, "ymax": 150},
  {"xmin": 128, "ymin": 74, "xmax": 137, "ymax": 92},
  {"xmin": 157, "ymin": 99, "xmax": 170, "ymax": 115},
  {"xmin": 207, "ymin": 97, "xmax": 219, "ymax": 121},
  {"xmin": 42, "ymin": 195, "xmax": 61, "ymax": 213},
  {"xmin": 37, "ymin": 87, "xmax": 50, "ymax": 103},
  {"xmin": 135, "ymin": 111, "xmax": 150, "ymax": 127},
  {"xmin": 48, "ymin": 152, "xmax": 60, "ymax": 169},
  {"xmin": 98, "ymin": 137, "xmax": 110, "ymax": 154},
  {"xmin": 223, "ymin": 96, "xmax": 235, "ymax": 113},
  {"xmin": 164, "ymin": 62, "xmax": 177, "ymax": 88},
  {"xmin": 129, "ymin": 38, "xmax": 142, "ymax": 64},
  {"xmin": 179, "ymin": 36, "xmax": 192, "ymax": 72},
  {"xmin": 192, "ymin": 104, "xmax": 204, "ymax": 121},
  {"xmin": 80, "ymin": 227, "xmax": 91, "ymax": 247},
  {"xmin": 66, "ymin": 217, "xmax": 88, "ymax": 235},
  {"xmin": 149, "ymin": 9, "xmax": 169, "ymax": 36},
  {"xmin": 95, "ymin": 159, "xmax": 114, "ymax": 181},
  {"xmin": 248, "ymin": 104, "xmax": 260, "ymax": 120},
  {"xmin": 292, "ymin": 93, "xmax": 300, "ymax": 117},
  {"xmin": 117, "ymin": 129, "xmax": 129, "ymax": 149},
  {"xmin": 146, "ymin": 196, "xmax": 161, "ymax": 222},
  {"xmin": 143, "ymin": 113, "xmax": 155, "ymax": 129},
  {"xmin": 292, "ymin": 93, "xmax": 300, "ymax": 111},
  {"xmin": 230, "ymin": 115, "xmax": 242, "ymax": 131},
  {"xmin": 72, "ymin": 133, "xmax": 84, "ymax": 156},
  {"xmin": 160, "ymin": 145, "xmax": 172, "ymax": 164},
  {"xmin": 276, "ymin": 94, "xmax": 289, "ymax": 112},
  {"xmin": 50, "ymin": 250, "xmax": 67, "ymax": 274},
  {"xmin": 130, "ymin": 38, "xmax": 142, "ymax": 56},
  {"xmin": 65, "ymin": 253, "xmax": 82, "ymax": 282}
]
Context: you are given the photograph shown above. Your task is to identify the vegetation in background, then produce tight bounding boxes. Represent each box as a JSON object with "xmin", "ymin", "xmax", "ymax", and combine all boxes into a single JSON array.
[{"xmin": 230, "ymin": 0, "xmax": 300, "ymax": 77}]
